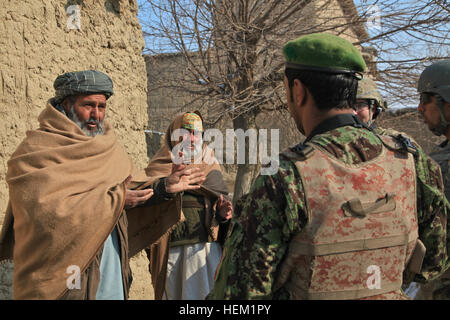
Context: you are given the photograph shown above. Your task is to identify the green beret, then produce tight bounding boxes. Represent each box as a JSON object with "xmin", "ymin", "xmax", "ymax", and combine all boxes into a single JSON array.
[
  {"xmin": 283, "ymin": 33, "xmax": 366, "ymax": 75},
  {"xmin": 53, "ymin": 70, "xmax": 114, "ymax": 103}
]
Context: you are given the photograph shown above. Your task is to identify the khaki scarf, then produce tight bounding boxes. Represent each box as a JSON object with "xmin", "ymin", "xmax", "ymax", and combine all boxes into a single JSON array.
[{"xmin": 0, "ymin": 101, "xmax": 134, "ymax": 300}]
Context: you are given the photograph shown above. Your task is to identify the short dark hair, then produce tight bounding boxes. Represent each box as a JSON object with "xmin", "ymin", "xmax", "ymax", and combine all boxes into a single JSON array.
[{"xmin": 285, "ymin": 68, "xmax": 358, "ymax": 110}]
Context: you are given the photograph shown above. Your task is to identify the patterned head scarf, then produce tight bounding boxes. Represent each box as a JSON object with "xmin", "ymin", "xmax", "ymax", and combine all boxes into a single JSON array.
[
  {"xmin": 53, "ymin": 70, "xmax": 114, "ymax": 103},
  {"xmin": 181, "ymin": 112, "xmax": 204, "ymax": 132}
]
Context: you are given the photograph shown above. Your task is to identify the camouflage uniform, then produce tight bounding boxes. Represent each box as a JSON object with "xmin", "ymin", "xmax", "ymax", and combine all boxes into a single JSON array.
[
  {"xmin": 431, "ymin": 141, "xmax": 450, "ymax": 201},
  {"xmin": 208, "ymin": 119, "xmax": 448, "ymax": 299},
  {"xmin": 413, "ymin": 59, "xmax": 450, "ymax": 299},
  {"xmin": 414, "ymin": 141, "xmax": 450, "ymax": 300}
]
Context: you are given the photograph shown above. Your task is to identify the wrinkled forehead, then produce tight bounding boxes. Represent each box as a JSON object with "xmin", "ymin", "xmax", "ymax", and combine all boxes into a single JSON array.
[{"xmin": 74, "ymin": 93, "xmax": 108, "ymax": 103}]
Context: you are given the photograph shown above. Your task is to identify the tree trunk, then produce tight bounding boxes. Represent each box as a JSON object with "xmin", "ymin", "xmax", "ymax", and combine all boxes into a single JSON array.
[{"xmin": 232, "ymin": 112, "xmax": 258, "ymax": 204}]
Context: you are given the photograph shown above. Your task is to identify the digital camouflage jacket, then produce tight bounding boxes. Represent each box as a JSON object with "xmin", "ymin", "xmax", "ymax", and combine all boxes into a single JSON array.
[
  {"xmin": 430, "ymin": 140, "xmax": 450, "ymax": 202},
  {"xmin": 208, "ymin": 115, "xmax": 448, "ymax": 300}
]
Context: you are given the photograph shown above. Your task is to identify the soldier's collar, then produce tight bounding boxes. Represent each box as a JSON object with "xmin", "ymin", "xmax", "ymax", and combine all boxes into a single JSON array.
[{"xmin": 305, "ymin": 113, "xmax": 369, "ymax": 143}]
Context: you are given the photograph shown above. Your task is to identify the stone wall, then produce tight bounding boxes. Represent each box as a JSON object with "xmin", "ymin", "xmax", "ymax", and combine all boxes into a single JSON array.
[{"xmin": 0, "ymin": 0, "xmax": 153, "ymax": 300}]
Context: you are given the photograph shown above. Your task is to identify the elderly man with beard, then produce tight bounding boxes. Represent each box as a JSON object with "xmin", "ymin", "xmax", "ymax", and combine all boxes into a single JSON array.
[
  {"xmin": 0, "ymin": 70, "xmax": 205, "ymax": 300},
  {"xmin": 143, "ymin": 111, "xmax": 233, "ymax": 300}
]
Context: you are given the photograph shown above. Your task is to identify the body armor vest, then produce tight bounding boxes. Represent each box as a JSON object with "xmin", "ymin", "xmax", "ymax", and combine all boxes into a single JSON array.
[{"xmin": 275, "ymin": 135, "xmax": 420, "ymax": 299}]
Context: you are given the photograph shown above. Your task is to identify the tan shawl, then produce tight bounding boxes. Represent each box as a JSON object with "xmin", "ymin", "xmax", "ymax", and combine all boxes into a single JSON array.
[
  {"xmin": 130, "ymin": 111, "xmax": 227, "ymax": 300},
  {"xmin": 0, "ymin": 101, "xmax": 134, "ymax": 300}
]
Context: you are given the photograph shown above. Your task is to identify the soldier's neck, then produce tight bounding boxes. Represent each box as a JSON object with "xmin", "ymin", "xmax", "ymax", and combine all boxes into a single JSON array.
[{"xmin": 304, "ymin": 108, "xmax": 355, "ymax": 137}]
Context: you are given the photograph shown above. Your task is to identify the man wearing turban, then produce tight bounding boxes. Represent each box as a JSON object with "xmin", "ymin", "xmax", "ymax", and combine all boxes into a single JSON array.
[
  {"xmin": 142, "ymin": 111, "xmax": 233, "ymax": 300},
  {"xmin": 0, "ymin": 70, "xmax": 204, "ymax": 300}
]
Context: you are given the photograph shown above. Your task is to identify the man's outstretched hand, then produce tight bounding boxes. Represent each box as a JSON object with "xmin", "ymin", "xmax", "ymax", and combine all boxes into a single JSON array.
[
  {"xmin": 123, "ymin": 175, "xmax": 154, "ymax": 209},
  {"xmin": 165, "ymin": 162, "xmax": 206, "ymax": 194}
]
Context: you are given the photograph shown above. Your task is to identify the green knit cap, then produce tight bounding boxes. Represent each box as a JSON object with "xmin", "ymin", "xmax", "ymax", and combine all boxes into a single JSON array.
[{"xmin": 283, "ymin": 33, "xmax": 366, "ymax": 75}]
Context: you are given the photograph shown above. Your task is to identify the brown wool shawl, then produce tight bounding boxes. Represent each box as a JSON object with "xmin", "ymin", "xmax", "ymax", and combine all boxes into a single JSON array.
[{"xmin": 0, "ymin": 102, "xmax": 134, "ymax": 300}]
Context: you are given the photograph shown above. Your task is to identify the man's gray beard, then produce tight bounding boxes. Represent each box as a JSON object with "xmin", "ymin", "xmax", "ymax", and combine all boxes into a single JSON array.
[
  {"xmin": 181, "ymin": 140, "xmax": 203, "ymax": 163},
  {"xmin": 64, "ymin": 105, "xmax": 105, "ymax": 137}
]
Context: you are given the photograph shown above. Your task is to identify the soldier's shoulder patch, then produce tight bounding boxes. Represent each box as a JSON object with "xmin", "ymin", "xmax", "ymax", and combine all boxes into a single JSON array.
[{"xmin": 281, "ymin": 143, "xmax": 315, "ymax": 161}]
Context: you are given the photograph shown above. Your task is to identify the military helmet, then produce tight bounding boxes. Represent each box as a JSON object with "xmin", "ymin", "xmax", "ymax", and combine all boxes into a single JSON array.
[
  {"xmin": 356, "ymin": 77, "xmax": 387, "ymax": 124},
  {"xmin": 418, "ymin": 60, "xmax": 450, "ymax": 136},
  {"xmin": 356, "ymin": 77, "xmax": 386, "ymax": 109},
  {"xmin": 417, "ymin": 59, "xmax": 450, "ymax": 103}
]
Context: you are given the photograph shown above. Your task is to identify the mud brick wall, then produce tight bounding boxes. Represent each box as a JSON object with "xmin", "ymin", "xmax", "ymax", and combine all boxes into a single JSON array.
[{"xmin": 0, "ymin": 0, "xmax": 153, "ymax": 300}]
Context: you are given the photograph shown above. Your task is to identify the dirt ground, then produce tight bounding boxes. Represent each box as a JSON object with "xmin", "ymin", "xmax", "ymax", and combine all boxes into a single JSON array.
[{"xmin": 128, "ymin": 251, "xmax": 155, "ymax": 300}]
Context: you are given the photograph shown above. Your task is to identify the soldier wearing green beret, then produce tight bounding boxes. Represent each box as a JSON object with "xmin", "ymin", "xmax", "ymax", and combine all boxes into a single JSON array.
[
  {"xmin": 207, "ymin": 33, "xmax": 448, "ymax": 300},
  {"xmin": 413, "ymin": 60, "xmax": 450, "ymax": 300}
]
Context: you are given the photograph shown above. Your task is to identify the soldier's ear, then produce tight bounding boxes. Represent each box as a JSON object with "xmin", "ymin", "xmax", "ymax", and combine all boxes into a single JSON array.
[{"xmin": 293, "ymin": 79, "xmax": 307, "ymax": 108}]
